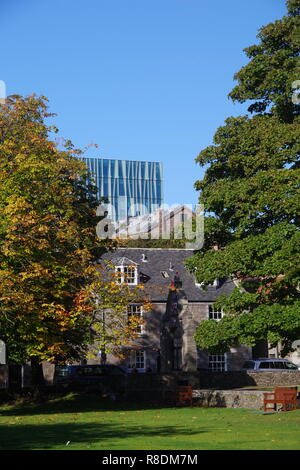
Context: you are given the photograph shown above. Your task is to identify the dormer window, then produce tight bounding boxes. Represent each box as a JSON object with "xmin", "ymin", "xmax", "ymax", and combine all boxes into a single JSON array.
[
  {"xmin": 114, "ymin": 257, "xmax": 139, "ymax": 285},
  {"xmin": 116, "ymin": 265, "xmax": 138, "ymax": 285}
]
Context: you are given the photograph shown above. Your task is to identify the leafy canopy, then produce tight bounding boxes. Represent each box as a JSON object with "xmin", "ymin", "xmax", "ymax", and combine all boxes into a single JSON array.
[
  {"xmin": 0, "ymin": 94, "xmax": 149, "ymax": 365},
  {"xmin": 187, "ymin": 0, "xmax": 300, "ymax": 356}
]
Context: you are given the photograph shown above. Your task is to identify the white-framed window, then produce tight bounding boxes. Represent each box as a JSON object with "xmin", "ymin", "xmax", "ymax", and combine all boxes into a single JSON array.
[
  {"xmin": 127, "ymin": 304, "xmax": 144, "ymax": 334},
  {"xmin": 209, "ymin": 353, "xmax": 227, "ymax": 371},
  {"xmin": 208, "ymin": 305, "xmax": 223, "ymax": 321},
  {"xmin": 116, "ymin": 265, "xmax": 138, "ymax": 285},
  {"xmin": 128, "ymin": 350, "xmax": 146, "ymax": 371}
]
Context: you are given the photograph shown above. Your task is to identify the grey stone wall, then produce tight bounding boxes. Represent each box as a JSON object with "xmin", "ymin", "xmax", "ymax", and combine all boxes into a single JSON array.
[
  {"xmin": 193, "ymin": 390, "xmax": 266, "ymax": 409},
  {"xmin": 123, "ymin": 370, "xmax": 300, "ymax": 392},
  {"xmin": 200, "ymin": 370, "xmax": 300, "ymax": 389},
  {"xmin": 187, "ymin": 304, "xmax": 252, "ymax": 371},
  {"xmin": 181, "ymin": 303, "xmax": 206, "ymax": 372}
]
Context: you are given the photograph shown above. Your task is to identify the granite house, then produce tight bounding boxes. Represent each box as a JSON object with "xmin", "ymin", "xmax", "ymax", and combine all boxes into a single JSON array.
[{"xmin": 99, "ymin": 248, "xmax": 252, "ymax": 373}]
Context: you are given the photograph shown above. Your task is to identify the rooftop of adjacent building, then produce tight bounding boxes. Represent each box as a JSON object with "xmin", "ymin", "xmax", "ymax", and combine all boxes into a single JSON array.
[
  {"xmin": 80, "ymin": 156, "xmax": 162, "ymax": 165},
  {"xmin": 99, "ymin": 247, "xmax": 235, "ymax": 303}
]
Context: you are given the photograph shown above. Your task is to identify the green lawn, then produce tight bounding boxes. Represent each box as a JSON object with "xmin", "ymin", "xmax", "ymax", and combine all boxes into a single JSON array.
[{"xmin": 1, "ymin": 392, "xmax": 300, "ymax": 450}]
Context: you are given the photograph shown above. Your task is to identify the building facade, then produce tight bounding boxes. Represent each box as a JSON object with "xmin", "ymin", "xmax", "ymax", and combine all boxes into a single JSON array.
[
  {"xmin": 81, "ymin": 158, "xmax": 164, "ymax": 221},
  {"xmin": 99, "ymin": 248, "xmax": 252, "ymax": 373}
]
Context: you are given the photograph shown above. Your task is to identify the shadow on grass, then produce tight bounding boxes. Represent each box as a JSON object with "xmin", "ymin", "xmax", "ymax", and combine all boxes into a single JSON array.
[
  {"xmin": 0, "ymin": 392, "xmax": 179, "ymax": 417},
  {"xmin": 0, "ymin": 420, "xmax": 207, "ymax": 450}
]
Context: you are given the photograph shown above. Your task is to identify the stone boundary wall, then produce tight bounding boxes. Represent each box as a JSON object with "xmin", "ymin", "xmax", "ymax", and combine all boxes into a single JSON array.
[
  {"xmin": 199, "ymin": 370, "xmax": 300, "ymax": 389},
  {"xmin": 192, "ymin": 390, "xmax": 266, "ymax": 409},
  {"xmin": 125, "ymin": 371, "xmax": 300, "ymax": 391}
]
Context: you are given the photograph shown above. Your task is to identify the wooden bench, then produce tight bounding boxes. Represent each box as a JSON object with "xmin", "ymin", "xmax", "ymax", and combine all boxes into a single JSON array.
[
  {"xmin": 263, "ymin": 386, "xmax": 298, "ymax": 412},
  {"xmin": 175, "ymin": 386, "xmax": 193, "ymax": 407}
]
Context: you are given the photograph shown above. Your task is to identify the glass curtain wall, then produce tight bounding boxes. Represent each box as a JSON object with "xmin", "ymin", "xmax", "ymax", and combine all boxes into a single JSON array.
[{"xmin": 80, "ymin": 158, "xmax": 164, "ymax": 221}]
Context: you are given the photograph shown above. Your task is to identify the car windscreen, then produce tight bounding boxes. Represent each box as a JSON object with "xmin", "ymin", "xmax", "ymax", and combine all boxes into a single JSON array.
[{"xmin": 285, "ymin": 362, "xmax": 298, "ymax": 370}]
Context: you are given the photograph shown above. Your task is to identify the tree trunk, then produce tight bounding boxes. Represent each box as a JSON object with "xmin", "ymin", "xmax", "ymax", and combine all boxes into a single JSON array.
[{"xmin": 30, "ymin": 357, "xmax": 45, "ymax": 396}]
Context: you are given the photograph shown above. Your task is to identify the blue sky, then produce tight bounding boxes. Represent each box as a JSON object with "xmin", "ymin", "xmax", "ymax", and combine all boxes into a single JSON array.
[{"xmin": 1, "ymin": 0, "xmax": 286, "ymax": 206}]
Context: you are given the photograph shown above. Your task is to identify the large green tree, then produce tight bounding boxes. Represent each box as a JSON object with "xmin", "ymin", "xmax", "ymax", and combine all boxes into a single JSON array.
[{"xmin": 186, "ymin": 0, "xmax": 300, "ymax": 356}]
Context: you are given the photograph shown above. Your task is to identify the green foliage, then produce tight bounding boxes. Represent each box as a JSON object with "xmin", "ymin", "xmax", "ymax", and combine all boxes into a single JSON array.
[
  {"xmin": 229, "ymin": 0, "xmax": 300, "ymax": 121},
  {"xmin": 189, "ymin": 2, "xmax": 300, "ymax": 355},
  {"xmin": 120, "ymin": 236, "xmax": 186, "ymax": 249},
  {"xmin": 196, "ymin": 301, "xmax": 300, "ymax": 357}
]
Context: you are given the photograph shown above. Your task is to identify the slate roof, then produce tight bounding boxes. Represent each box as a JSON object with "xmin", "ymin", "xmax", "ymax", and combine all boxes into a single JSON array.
[
  {"xmin": 111, "ymin": 257, "xmax": 138, "ymax": 266},
  {"xmin": 99, "ymin": 248, "xmax": 235, "ymax": 302}
]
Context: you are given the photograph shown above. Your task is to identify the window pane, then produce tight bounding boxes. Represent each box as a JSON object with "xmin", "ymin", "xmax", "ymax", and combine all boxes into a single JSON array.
[
  {"xmin": 141, "ymin": 162, "xmax": 146, "ymax": 179},
  {"xmin": 103, "ymin": 160, "xmax": 109, "ymax": 177},
  {"xmin": 285, "ymin": 362, "xmax": 298, "ymax": 369},
  {"xmin": 259, "ymin": 362, "xmax": 269, "ymax": 369},
  {"xmin": 136, "ymin": 351, "xmax": 145, "ymax": 369},
  {"xmin": 128, "ymin": 305, "xmax": 143, "ymax": 333},
  {"xmin": 124, "ymin": 266, "xmax": 136, "ymax": 284},
  {"xmin": 110, "ymin": 160, "xmax": 115, "ymax": 178},
  {"xmin": 117, "ymin": 160, "xmax": 123, "ymax": 179},
  {"xmin": 116, "ymin": 267, "xmax": 122, "ymax": 283},
  {"xmin": 103, "ymin": 177, "xmax": 109, "ymax": 195},
  {"xmin": 274, "ymin": 361, "xmax": 283, "ymax": 369},
  {"xmin": 119, "ymin": 179, "xmax": 125, "ymax": 196},
  {"xmin": 209, "ymin": 354, "xmax": 226, "ymax": 371},
  {"xmin": 128, "ymin": 350, "xmax": 145, "ymax": 369},
  {"xmin": 209, "ymin": 305, "xmax": 222, "ymax": 320}
]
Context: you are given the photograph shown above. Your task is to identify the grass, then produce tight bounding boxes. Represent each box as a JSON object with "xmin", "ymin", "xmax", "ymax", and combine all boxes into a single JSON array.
[{"xmin": 1, "ymin": 392, "xmax": 300, "ymax": 450}]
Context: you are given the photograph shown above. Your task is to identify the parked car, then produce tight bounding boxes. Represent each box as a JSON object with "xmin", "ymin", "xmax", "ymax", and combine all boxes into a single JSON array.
[
  {"xmin": 242, "ymin": 358, "xmax": 300, "ymax": 371},
  {"xmin": 53, "ymin": 364, "xmax": 127, "ymax": 391}
]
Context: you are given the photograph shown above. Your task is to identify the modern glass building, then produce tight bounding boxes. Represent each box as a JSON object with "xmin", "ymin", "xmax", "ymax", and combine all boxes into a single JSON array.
[{"xmin": 81, "ymin": 158, "xmax": 164, "ymax": 221}]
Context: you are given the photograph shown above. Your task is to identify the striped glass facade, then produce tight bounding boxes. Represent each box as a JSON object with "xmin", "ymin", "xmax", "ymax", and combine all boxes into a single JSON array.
[{"xmin": 81, "ymin": 158, "xmax": 163, "ymax": 221}]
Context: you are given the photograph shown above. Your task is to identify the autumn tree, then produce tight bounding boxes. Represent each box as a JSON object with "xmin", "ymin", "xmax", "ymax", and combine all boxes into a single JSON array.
[
  {"xmin": 186, "ymin": 0, "xmax": 300, "ymax": 356},
  {"xmin": 0, "ymin": 95, "xmax": 150, "ymax": 388}
]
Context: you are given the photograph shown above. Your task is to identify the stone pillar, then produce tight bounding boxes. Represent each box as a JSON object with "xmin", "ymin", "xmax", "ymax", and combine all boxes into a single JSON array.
[
  {"xmin": 161, "ymin": 286, "xmax": 199, "ymax": 373},
  {"xmin": 178, "ymin": 292, "xmax": 198, "ymax": 372}
]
